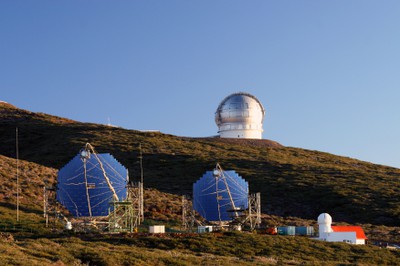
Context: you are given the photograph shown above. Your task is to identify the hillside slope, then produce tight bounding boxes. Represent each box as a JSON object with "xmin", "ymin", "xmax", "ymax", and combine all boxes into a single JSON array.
[{"xmin": 1, "ymin": 102, "xmax": 400, "ymax": 226}]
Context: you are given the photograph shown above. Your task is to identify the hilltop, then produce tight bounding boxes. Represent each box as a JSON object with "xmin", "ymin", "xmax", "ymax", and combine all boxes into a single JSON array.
[
  {"xmin": 1, "ymin": 102, "xmax": 400, "ymax": 226},
  {"xmin": 1, "ymin": 103, "xmax": 400, "ymax": 264}
]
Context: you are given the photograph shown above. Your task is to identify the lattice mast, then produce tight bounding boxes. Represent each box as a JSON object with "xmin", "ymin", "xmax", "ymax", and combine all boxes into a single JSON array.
[
  {"xmin": 43, "ymin": 186, "xmax": 55, "ymax": 228},
  {"xmin": 248, "ymin": 192, "xmax": 261, "ymax": 230},
  {"xmin": 181, "ymin": 195, "xmax": 202, "ymax": 231},
  {"xmin": 44, "ymin": 186, "xmax": 72, "ymax": 230},
  {"xmin": 125, "ymin": 181, "xmax": 143, "ymax": 229},
  {"xmin": 138, "ymin": 144, "xmax": 144, "ymax": 222},
  {"xmin": 16, "ymin": 128, "xmax": 20, "ymax": 222},
  {"xmin": 108, "ymin": 143, "xmax": 145, "ymax": 233}
]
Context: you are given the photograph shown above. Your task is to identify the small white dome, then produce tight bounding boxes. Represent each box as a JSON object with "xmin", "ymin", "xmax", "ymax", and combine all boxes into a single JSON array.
[{"xmin": 318, "ymin": 213, "xmax": 332, "ymax": 224}]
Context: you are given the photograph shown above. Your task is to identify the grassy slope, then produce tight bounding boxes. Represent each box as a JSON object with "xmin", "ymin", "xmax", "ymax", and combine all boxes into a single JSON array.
[
  {"xmin": 1, "ymin": 232, "xmax": 400, "ymax": 266},
  {"xmin": 1, "ymin": 102, "xmax": 400, "ymax": 264},
  {"xmin": 1, "ymin": 153, "xmax": 400, "ymax": 265},
  {"xmin": 1, "ymin": 103, "xmax": 400, "ymax": 226}
]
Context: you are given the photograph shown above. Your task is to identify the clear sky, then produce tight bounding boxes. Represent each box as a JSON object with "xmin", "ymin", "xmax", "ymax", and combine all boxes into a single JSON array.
[{"xmin": 1, "ymin": 1, "xmax": 400, "ymax": 168}]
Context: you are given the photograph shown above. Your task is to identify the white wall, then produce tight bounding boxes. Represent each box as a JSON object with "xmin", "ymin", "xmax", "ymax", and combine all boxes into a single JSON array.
[
  {"xmin": 356, "ymin": 239, "xmax": 366, "ymax": 245},
  {"xmin": 326, "ymin": 232, "xmax": 357, "ymax": 244},
  {"xmin": 318, "ymin": 224, "xmax": 333, "ymax": 240},
  {"xmin": 220, "ymin": 129, "xmax": 262, "ymax": 139},
  {"xmin": 149, "ymin": 225, "xmax": 165, "ymax": 234}
]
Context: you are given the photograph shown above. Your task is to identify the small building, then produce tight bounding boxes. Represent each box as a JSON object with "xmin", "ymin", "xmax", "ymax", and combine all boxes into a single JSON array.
[
  {"xmin": 331, "ymin": 226, "xmax": 367, "ymax": 245},
  {"xmin": 197, "ymin": 226, "xmax": 213, "ymax": 233},
  {"xmin": 295, "ymin": 226, "xmax": 314, "ymax": 236},
  {"xmin": 318, "ymin": 213, "xmax": 367, "ymax": 245},
  {"xmin": 277, "ymin": 226, "xmax": 295, "ymax": 235},
  {"xmin": 149, "ymin": 225, "xmax": 165, "ymax": 234}
]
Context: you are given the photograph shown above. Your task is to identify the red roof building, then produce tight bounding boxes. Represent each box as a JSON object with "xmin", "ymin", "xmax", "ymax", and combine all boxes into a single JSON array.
[
  {"xmin": 318, "ymin": 213, "xmax": 367, "ymax": 245},
  {"xmin": 331, "ymin": 226, "xmax": 367, "ymax": 240}
]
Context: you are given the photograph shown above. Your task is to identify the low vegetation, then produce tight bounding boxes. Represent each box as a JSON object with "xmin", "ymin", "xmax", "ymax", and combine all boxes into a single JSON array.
[
  {"xmin": 1, "ymin": 229, "xmax": 400, "ymax": 265},
  {"xmin": 1, "ymin": 102, "xmax": 400, "ymax": 264}
]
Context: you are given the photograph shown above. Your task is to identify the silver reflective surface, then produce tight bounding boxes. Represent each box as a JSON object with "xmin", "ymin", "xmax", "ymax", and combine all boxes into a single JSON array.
[{"xmin": 215, "ymin": 92, "xmax": 265, "ymax": 125}]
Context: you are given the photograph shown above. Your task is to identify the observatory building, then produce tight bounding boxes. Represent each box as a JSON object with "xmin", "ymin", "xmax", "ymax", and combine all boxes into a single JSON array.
[
  {"xmin": 215, "ymin": 92, "xmax": 265, "ymax": 139},
  {"xmin": 318, "ymin": 213, "xmax": 367, "ymax": 245}
]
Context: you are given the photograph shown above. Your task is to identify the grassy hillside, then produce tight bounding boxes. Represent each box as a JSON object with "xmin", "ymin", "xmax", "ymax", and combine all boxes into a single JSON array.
[
  {"xmin": 2, "ymin": 102, "xmax": 400, "ymax": 264},
  {"xmin": 1, "ymin": 231, "xmax": 400, "ymax": 266},
  {"xmin": 1, "ymin": 102, "xmax": 400, "ymax": 226},
  {"xmin": 1, "ymin": 152, "xmax": 400, "ymax": 264},
  {"xmin": 1, "ymin": 152, "xmax": 399, "ymax": 242}
]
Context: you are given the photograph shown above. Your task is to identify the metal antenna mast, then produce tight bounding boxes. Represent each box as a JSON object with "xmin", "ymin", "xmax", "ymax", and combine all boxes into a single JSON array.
[
  {"xmin": 16, "ymin": 128, "xmax": 19, "ymax": 222},
  {"xmin": 181, "ymin": 195, "xmax": 201, "ymax": 231},
  {"xmin": 139, "ymin": 143, "xmax": 144, "ymax": 222}
]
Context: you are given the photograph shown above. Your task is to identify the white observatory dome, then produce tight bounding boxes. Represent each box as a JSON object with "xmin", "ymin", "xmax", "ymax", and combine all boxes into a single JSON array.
[
  {"xmin": 318, "ymin": 213, "xmax": 333, "ymax": 240},
  {"xmin": 215, "ymin": 92, "xmax": 265, "ymax": 139},
  {"xmin": 318, "ymin": 213, "xmax": 333, "ymax": 225}
]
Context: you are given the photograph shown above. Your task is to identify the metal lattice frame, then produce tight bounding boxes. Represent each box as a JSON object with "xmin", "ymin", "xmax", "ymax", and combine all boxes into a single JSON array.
[
  {"xmin": 108, "ymin": 200, "xmax": 134, "ymax": 232},
  {"xmin": 227, "ymin": 192, "xmax": 261, "ymax": 231},
  {"xmin": 131, "ymin": 182, "xmax": 143, "ymax": 229},
  {"xmin": 108, "ymin": 182, "xmax": 142, "ymax": 233},
  {"xmin": 248, "ymin": 192, "xmax": 261, "ymax": 230},
  {"xmin": 43, "ymin": 186, "xmax": 56, "ymax": 228},
  {"xmin": 181, "ymin": 195, "xmax": 202, "ymax": 232},
  {"xmin": 44, "ymin": 186, "xmax": 72, "ymax": 230}
]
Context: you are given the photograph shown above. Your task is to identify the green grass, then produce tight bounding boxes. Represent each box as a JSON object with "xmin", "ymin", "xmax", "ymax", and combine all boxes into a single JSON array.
[
  {"xmin": 2, "ymin": 103, "xmax": 400, "ymax": 264},
  {"xmin": 1, "ymin": 104, "xmax": 400, "ymax": 226},
  {"xmin": 1, "ymin": 231, "xmax": 399, "ymax": 265}
]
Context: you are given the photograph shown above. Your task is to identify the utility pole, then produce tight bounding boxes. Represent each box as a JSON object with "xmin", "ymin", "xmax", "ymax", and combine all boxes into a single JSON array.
[
  {"xmin": 139, "ymin": 144, "xmax": 144, "ymax": 222},
  {"xmin": 16, "ymin": 127, "xmax": 19, "ymax": 222}
]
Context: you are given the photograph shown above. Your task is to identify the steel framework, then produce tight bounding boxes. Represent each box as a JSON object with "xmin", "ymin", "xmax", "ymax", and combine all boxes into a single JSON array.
[
  {"xmin": 108, "ymin": 182, "xmax": 143, "ymax": 233},
  {"xmin": 181, "ymin": 195, "xmax": 202, "ymax": 232},
  {"xmin": 247, "ymin": 192, "xmax": 261, "ymax": 230},
  {"xmin": 43, "ymin": 186, "xmax": 56, "ymax": 228}
]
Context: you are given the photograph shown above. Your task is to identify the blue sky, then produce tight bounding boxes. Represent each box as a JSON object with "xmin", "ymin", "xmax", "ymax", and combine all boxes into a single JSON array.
[{"xmin": 1, "ymin": 1, "xmax": 400, "ymax": 168}]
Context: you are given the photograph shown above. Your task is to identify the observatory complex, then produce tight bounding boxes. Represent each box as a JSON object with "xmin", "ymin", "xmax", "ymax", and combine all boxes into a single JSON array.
[
  {"xmin": 215, "ymin": 92, "xmax": 265, "ymax": 139},
  {"xmin": 318, "ymin": 213, "xmax": 367, "ymax": 245}
]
